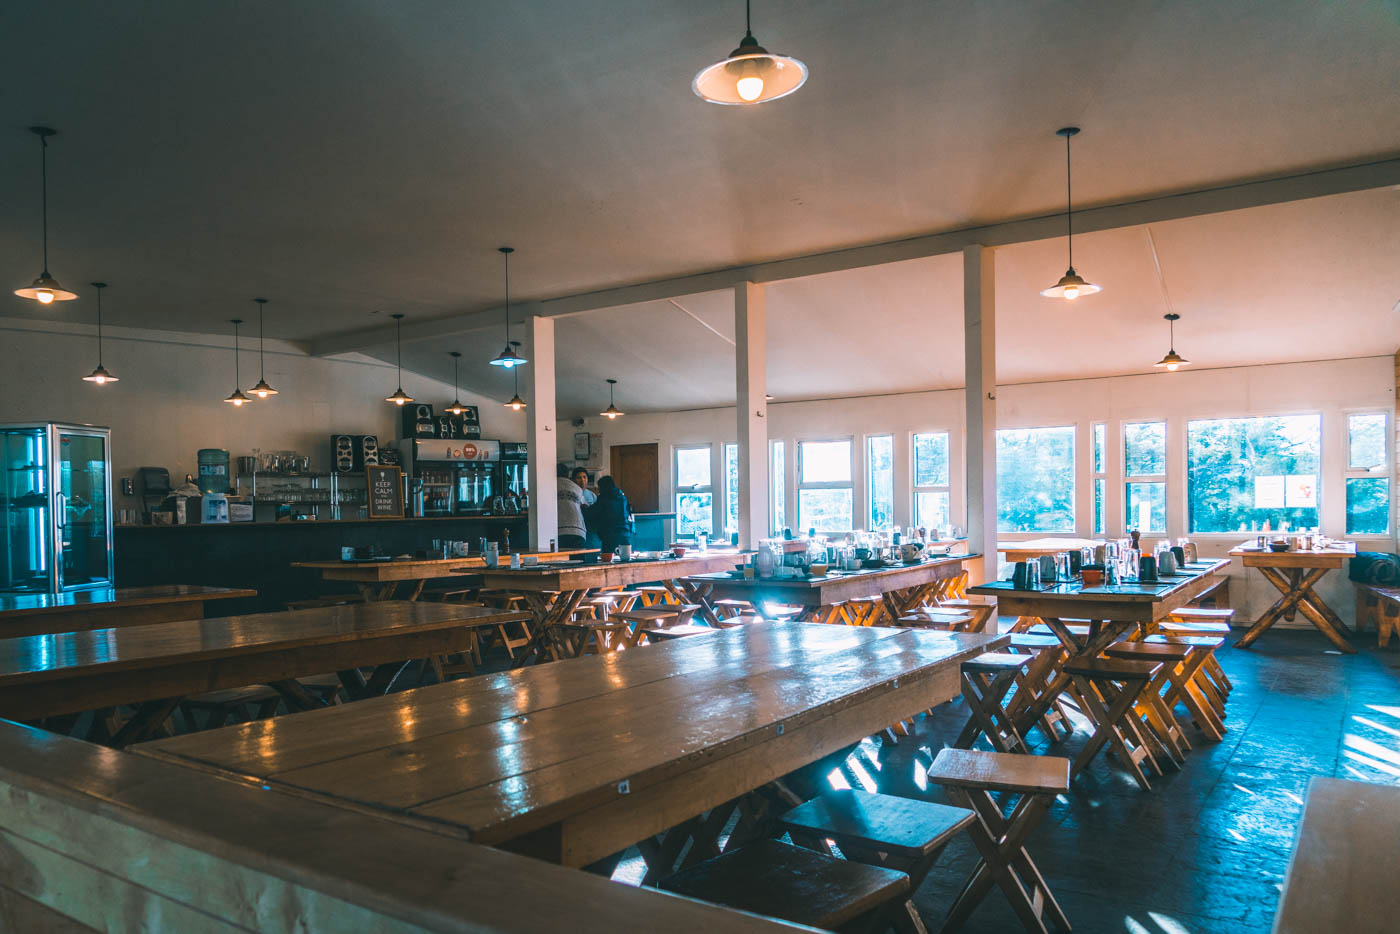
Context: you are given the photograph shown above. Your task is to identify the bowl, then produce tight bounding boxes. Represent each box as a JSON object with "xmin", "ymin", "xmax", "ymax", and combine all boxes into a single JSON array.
[
  {"xmin": 809, "ymin": 563, "xmax": 830, "ymax": 577},
  {"xmin": 671, "ymin": 546, "xmax": 687, "ymax": 558},
  {"xmin": 1268, "ymin": 542, "xmax": 1291, "ymax": 553}
]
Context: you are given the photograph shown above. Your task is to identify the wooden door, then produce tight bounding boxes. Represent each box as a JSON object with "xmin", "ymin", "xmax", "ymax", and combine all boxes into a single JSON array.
[{"xmin": 610, "ymin": 444, "xmax": 659, "ymax": 513}]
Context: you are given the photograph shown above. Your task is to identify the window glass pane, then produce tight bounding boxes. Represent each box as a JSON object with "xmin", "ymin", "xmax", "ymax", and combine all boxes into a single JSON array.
[
  {"xmin": 1346, "ymin": 478, "xmax": 1389, "ymax": 535},
  {"xmin": 799, "ymin": 489, "xmax": 853, "ymax": 533},
  {"xmin": 799, "ymin": 441, "xmax": 852, "ymax": 484},
  {"xmin": 996, "ymin": 427, "xmax": 1075, "ymax": 533},
  {"xmin": 1187, "ymin": 415, "xmax": 1321, "ymax": 533},
  {"xmin": 1125, "ymin": 481, "xmax": 1167, "ymax": 533},
  {"xmin": 867, "ymin": 435, "xmax": 894, "ymax": 530},
  {"xmin": 1093, "ymin": 423, "xmax": 1105, "ymax": 474},
  {"xmin": 913, "ymin": 432, "xmax": 949, "ymax": 487},
  {"xmin": 772, "ymin": 441, "xmax": 785, "ymax": 533},
  {"xmin": 675, "ymin": 446, "xmax": 711, "ymax": 488},
  {"xmin": 724, "ymin": 444, "xmax": 738, "ymax": 536},
  {"xmin": 1124, "ymin": 422, "xmax": 1166, "ymax": 476},
  {"xmin": 1349, "ymin": 413, "xmax": 1386, "ymax": 470},
  {"xmin": 1094, "ymin": 478, "xmax": 1105, "ymax": 535},
  {"xmin": 675, "ymin": 492, "xmax": 713, "ymax": 537},
  {"xmin": 914, "ymin": 491, "xmax": 950, "ymax": 530}
]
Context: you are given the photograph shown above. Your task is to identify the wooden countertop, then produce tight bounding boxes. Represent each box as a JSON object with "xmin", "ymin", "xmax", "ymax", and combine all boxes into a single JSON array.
[{"xmin": 0, "ymin": 585, "xmax": 256, "ymax": 619}]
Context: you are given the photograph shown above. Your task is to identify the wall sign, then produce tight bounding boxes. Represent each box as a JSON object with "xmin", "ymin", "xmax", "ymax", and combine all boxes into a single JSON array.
[{"xmin": 367, "ymin": 465, "xmax": 405, "ymax": 519}]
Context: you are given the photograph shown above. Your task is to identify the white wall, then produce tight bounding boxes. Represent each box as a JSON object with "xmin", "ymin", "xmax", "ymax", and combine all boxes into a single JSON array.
[
  {"xmin": 559, "ymin": 356, "xmax": 1396, "ymax": 627},
  {"xmin": 0, "ymin": 318, "xmax": 522, "ymax": 506}
]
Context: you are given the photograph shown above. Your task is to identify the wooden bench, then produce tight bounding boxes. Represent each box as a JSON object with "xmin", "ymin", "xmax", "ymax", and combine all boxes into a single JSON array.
[
  {"xmin": 658, "ymin": 838, "xmax": 910, "ymax": 932},
  {"xmin": 775, "ymin": 788, "xmax": 974, "ymax": 934},
  {"xmin": 1187, "ymin": 575, "xmax": 1230, "ymax": 609},
  {"xmin": 1355, "ymin": 583, "xmax": 1400, "ymax": 648},
  {"xmin": 638, "ymin": 622, "xmax": 716, "ymax": 643}
]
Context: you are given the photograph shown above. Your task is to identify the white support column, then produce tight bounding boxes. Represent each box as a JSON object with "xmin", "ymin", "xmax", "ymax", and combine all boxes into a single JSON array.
[
  {"xmin": 525, "ymin": 315, "xmax": 557, "ymax": 553},
  {"xmin": 963, "ymin": 245, "xmax": 997, "ymax": 584},
  {"xmin": 735, "ymin": 282, "xmax": 769, "ymax": 550}
]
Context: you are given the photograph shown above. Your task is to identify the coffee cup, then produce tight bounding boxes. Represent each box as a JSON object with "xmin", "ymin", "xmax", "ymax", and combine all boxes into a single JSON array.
[
  {"xmin": 1139, "ymin": 555, "xmax": 1158, "ymax": 582},
  {"xmin": 619, "ymin": 544, "xmax": 632, "ymax": 561}
]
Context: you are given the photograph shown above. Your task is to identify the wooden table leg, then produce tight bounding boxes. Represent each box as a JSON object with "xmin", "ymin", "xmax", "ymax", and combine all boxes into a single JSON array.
[
  {"xmin": 404, "ymin": 580, "xmax": 426, "ymax": 602},
  {"xmin": 108, "ymin": 697, "xmax": 183, "ymax": 748},
  {"xmin": 671, "ymin": 580, "xmax": 723, "ymax": 627},
  {"xmin": 337, "ymin": 667, "xmax": 370, "ymax": 701},
  {"xmin": 1292, "ymin": 586, "xmax": 1357, "ymax": 653},
  {"xmin": 1235, "ymin": 566, "xmax": 1330, "ymax": 649},
  {"xmin": 267, "ymin": 679, "xmax": 330, "ymax": 711}
]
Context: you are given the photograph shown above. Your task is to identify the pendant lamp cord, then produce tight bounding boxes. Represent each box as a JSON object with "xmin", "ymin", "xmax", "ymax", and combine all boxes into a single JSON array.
[
  {"xmin": 396, "ymin": 316, "xmax": 403, "ymax": 384},
  {"xmin": 95, "ymin": 288, "xmax": 103, "ymax": 366},
  {"xmin": 1064, "ymin": 131, "xmax": 1073, "ymax": 268},
  {"xmin": 503, "ymin": 251, "xmax": 511, "ymax": 343},
  {"xmin": 453, "ymin": 353, "xmax": 459, "ymax": 395},
  {"xmin": 745, "ymin": 0, "xmax": 752, "ymax": 37},
  {"xmin": 258, "ymin": 303, "xmax": 266, "ymax": 381},
  {"xmin": 233, "ymin": 321, "xmax": 240, "ymax": 387},
  {"xmin": 39, "ymin": 132, "xmax": 50, "ymax": 274}
]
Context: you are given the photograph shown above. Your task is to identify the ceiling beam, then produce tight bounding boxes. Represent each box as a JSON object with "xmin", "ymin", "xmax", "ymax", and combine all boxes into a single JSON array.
[{"xmin": 307, "ymin": 156, "xmax": 1400, "ymax": 357}]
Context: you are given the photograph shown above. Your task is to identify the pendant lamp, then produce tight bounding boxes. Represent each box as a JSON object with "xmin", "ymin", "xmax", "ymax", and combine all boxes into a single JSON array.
[
  {"xmin": 250, "ymin": 298, "xmax": 278, "ymax": 398},
  {"xmin": 82, "ymin": 282, "xmax": 118, "ymax": 384},
  {"xmin": 488, "ymin": 247, "xmax": 528, "ymax": 368},
  {"xmin": 1153, "ymin": 313, "xmax": 1190, "ymax": 371},
  {"xmin": 385, "ymin": 313, "xmax": 414, "ymax": 405},
  {"xmin": 1040, "ymin": 127, "xmax": 1101, "ymax": 300},
  {"xmin": 505, "ymin": 343, "xmax": 527, "ymax": 410},
  {"xmin": 445, "ymin": 351, "xmax": 466, "ymax": 414},
  {"xmin": 224, "ymin": 319, "xmax": 249, "ymax": 406},
  {"xmin": 15, "ymin": 127, "xmax": 77, "ymax": 304},
  {"xmin": 694, "ymin": 0, "xmax": 807, "ymax": 105},
  {"xmin": 600, "ymin": 378, "xmax": 623, "ymax": 419}
]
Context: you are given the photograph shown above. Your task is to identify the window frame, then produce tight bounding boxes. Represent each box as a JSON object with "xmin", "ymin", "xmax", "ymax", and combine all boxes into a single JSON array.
[
  {"xmin": 723, "ymin": 442, "xmax": 739, "ymax": 539},
  {"xmin": 771, "ymin": 439, "xmax": 786, "ymax": 535},
  {"xmin": 796, "ymin": 437, "xmax": 855, "ymax": 533},
  {"xmin": 1184, "ymin": 411, "xmax": 1324, "ymax": 536},
  {"xmin": 1344, "ymin": 409, "xmax": 1391, "ymax": 536},
  {"xmin": 1123, "ymin": 420, "xmax": 1167, "ymax": 535},
  {"xmin": 1092, "ymin": 422, "xmax": 1107, "ymax": 536},
  {"xmin": 673, "ymin": 443, "xmax": 714, "ymax": 539},
  {"xmin": 866, "ymin": 434, "xmax": 894, "ymax": 531},
  {"xmin": 994, "ymin": 424, "xmax": 1077, "ymax": 534},
  {"xmin": 911, "ymin": 430, "xmax": 951, "ymax": 531}
]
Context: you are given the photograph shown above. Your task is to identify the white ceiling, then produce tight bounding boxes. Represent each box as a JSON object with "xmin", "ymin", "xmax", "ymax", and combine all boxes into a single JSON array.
[{"xmin": 1, "ymin": 1, "xmax": 1397, "ymax": 416}]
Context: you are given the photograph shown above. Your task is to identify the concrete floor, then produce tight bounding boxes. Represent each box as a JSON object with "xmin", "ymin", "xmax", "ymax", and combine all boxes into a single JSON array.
[{"xmin": 877, "ymin": 629, "xmax": 1400, "ymax": 934}]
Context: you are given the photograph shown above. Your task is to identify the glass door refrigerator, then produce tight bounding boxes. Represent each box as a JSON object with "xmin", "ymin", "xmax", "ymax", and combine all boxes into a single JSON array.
[{"xmin": 0, "ymin": 423, "xmax": 114, "ymax": 594}]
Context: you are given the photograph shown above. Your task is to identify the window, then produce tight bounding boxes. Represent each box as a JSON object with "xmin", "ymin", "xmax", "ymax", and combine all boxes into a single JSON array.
[
  {"xmin": 1346, "ymin": 412, "xmax": 1389, "ymax": 535},
  {"xmin": 1092, "ymin": 423, "xmax": 1106, "ymax": 535},
  {"xmin": 797, "ymin": 439, "xmax": 854, "ymax": 533},
  {"xmin": 996, "ymin": 427, "xmax": 1075, "ymax": 532},
  {"xmin": 674, "ymin": 444, "xmax": 713, "ymax": 538},
  {"xmin": 724, "ymin": 443, "xmax": 739, "ymax": 538},
  {"xmin": 772, "ymin": 440, "xmax": 786, "ymax": 534},
  {"xmin": 867, "ymin": 435, "xmax": 894, "ymax": 530},
  {"xmin": 1187, "ymin": 415, "xmax": 1320, "ymax": 533},
  {"xmin": 912, "ymin": 431, "xmax": 950, "ymax": 530},
  {"xmin": 1124, "ymin": 421, "xmax": 1166, "ymax": 534}
]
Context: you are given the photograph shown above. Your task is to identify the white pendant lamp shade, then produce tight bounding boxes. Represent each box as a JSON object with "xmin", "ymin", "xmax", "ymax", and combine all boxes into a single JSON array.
[
  {"xmin": 446, "ymin": 351, "xmax": 466, "ymax": 414},
  {"xmin": 694, "ymin": 1, "xmax": 807, "ymax": 105},
  {"xmin": 489, "ymin": 247, "xmax": 529, "ymax": 368},
  {"xmin": 82, "ymin": 282, "xmax": 118, "ymax": 384},
  {"xmin": 224, "ymin": 319, "xmax": 248, "ymax": 406},
  {"xmin": 250, "ymin": 298, "xmax": 278, "ymax": 398},
  {"xmin": 1040, "ymin": 127, "xmax": 1101, "ymax": 300},
  {"xmin": 600, "ymin": 378, "xmax": 623, "ymax": 419},
  {"xmin": 15, "ymin": 127, "xmax": 77, "ymax": 304},
  {"xmin": 386, "ymin": 313, "xmax": 414, "ymax": 405},
  {"xmin": 1153, "ymin": 313, "xmax": 1190, "ymax": 371}
]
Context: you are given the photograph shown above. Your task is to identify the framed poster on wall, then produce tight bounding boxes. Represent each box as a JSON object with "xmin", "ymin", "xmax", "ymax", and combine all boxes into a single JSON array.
[
  {"xmin": 366, "ymin": 465, "xmax": 405, "ymax": 519},
  {"xmin": 574, "ymin": 432, "xmax": 591, "ymax": 461}
]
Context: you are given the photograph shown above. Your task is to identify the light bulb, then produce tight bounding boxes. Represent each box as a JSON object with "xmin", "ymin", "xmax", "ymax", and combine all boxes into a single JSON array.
[
  {"xmin": 254, "ymin": 389, "xmax": 267, "ymax": 399},
  {"xmin": 395, "ymin": 397, "xmax": 406, "ymax": 406},
  {"xmin": 36, "ymin": 290, "xmax": 54, "ymax": 304},
  {"xmin": 1063, "ymin": 285, "xmax": 1079, "ymax": 300},
  {"xmin": 736, "ymin": 75, "xmax": 764, "ymax": 101},
  {"xmin": 95, "ymin": 375, "xmax": 107, "ymax": 384},
  {"xmin": 231, "ymin": 397, "xmax": 244, "ymax": 407},
  {"xmin": 606, "ymin": 412, "xmax": 617, "ymax": 420},
  {"xmin": 1166, "ymin": 362, "xmax": 1179, "ymax": 372},
  {"xmin": 512, "ymin": 402, "xmax": 522, "ymax": 411}
]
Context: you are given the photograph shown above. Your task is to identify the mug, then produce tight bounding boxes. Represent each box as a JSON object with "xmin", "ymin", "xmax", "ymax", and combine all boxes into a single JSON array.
[
  {"xmin": 510, "ymin": 553, "xmax": 522, "ymax": 570},
  {"xmin": 1012, "ymin": 561, "xmax": 1035, "ymax": 589},
  {"xmin": 1038, "ymin": 554, "xmax": 1057, "ymax": 582},
  {"xmin": 1170, "ymin": 545, "xmax": 1186, "ymax": 568},
  {"xmin": 1139, "ymin": 555, "xmax": 1158, "ymax": 582},
  {"xmin": 340, "ymin": 546, "xmax": 355, "ymax": 561},
  {"xmin": 1157, "ymin": 549, "xmax": 1176, "ymax": 576},
  {"xmin": 618, "ymin": 544, "xmax": 633, "ymax": 561},
  {"xmin": 483, "ymin": 551, "xmax": 498, "ymax": 568}
]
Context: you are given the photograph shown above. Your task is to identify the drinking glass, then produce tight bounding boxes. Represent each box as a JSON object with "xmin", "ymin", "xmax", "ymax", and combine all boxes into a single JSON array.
[{"xmin": 1054, "ymin": 553, "xmax": 1071, "ymax": 582}]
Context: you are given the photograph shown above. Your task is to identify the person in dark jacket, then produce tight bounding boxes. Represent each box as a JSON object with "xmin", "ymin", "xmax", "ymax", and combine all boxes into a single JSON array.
[{"xmin": 586, "ymin": 475, "xmax": 633, "ymax": 557}]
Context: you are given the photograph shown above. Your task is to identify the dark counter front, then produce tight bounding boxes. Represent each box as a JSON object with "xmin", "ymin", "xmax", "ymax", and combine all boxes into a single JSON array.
[{"xmin": 116, "ymin": 516, "xmax": 529, "ymax": 612}]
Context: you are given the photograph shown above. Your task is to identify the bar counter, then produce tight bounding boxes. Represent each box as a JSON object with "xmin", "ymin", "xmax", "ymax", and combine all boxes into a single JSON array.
[{"xmin": 116, "ymin": 515, "xmax": 528, "ymax": 612}]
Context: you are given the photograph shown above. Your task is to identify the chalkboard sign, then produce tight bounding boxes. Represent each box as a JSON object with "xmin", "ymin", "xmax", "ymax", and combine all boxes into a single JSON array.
[{"xmin": 366, "ymin": 465, "xmax": 404, "ymax": 519}]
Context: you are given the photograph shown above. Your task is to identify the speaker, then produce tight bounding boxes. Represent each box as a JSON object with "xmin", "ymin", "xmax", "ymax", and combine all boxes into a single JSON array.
[
  {"xmin": 356, "ymin": 435, "xmax": 379, "ymax": 470},
  {"xmin": 331, "ymin": 435, "xmax": 355, "ymax": 473}
]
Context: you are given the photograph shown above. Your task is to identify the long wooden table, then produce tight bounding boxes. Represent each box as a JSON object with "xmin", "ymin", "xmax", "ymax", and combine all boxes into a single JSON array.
[
  {"xmin": 138, "ymin": 622, "xmax": 1005, "ymax": 871},
  {"xmin": 1273, "ymin": 777, "xmax": 1400, "ymax": 934},
  {"xmin": 294, "ymin": 549, "xmax": 589, "ymax": 601},
  {"xmin": 0, "ymin": 585, "xmax": 257, "ymax": 638},
  {"xmin": 473, "ymin": 552, "xmax": 748, "ymax": 663},
  {"xmin": 0, "ymin": 602, "xmax": 529, "ymax": 747},
  {"xmin": 686, "ymin": 553, "xmax": 978, "ymax": 625},
  {"xmin": 969, "ymin": 559, "xmax": 1232, "ymax": 657},
  {"xmin": 0, "ymin": 721, "xmax": 807, "ymax": 933},
  {"xmin": 1229, "ymin": 541, "xmax": 1357, "ymax": 653}
]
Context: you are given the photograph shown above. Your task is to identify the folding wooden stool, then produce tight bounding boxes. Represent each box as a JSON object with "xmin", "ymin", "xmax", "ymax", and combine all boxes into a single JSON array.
[
  {"xmin": 954, "ymin": 653, "xmax": 1034, "ymax": 754},
  {"xmin": 1061, "ymin": 656, "xmax": 1164, "ymax": 790}
]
